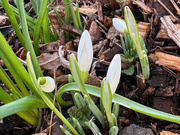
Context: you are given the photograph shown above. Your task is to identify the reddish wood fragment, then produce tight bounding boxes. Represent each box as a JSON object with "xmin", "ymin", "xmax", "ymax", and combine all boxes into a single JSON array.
[
  {"xmin": 160, "ymin": 131, "xmax": 179, "ymax": 135},
  {"xmin": 137, "ymin": 21, "xmax": 150, "ymax": 39},
  {"xmin": 104, "ymin": 16, "xmax": 112, "ymax": 28},
  {"xmin": 143, "ymin": 86, "xmax": 155, "ymax": 96},
  {"xmin": 155, "ymin": 52, "xmax": 180, "ymax": 71}
]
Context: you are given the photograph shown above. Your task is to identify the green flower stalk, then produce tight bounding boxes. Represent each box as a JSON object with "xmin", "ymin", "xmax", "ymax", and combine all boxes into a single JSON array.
[
  {"xmin": 101, "ymin": 54, "xmax": 121, "ymax": 128},
  {"xmin": 27, "ymin": 52, "xmax": 79, "ymax": 135},
  {"xmin": 69, "ymin": 30, "xmax": 104, "ymax": 125},
  {"xmin": 124, "ymin": 6, "xmax": 149, "ymax": 80}
]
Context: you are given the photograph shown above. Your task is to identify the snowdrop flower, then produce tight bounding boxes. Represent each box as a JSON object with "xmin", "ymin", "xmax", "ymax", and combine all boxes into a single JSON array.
[
  {"xmin": 112, "ymin": 18, "xmax": 127, "ymax": 33},
  {"xmin": 77, "ymin": 30, "xmax": 93, "ymax": 81},
  {"xmin": 106, "ymin": 54, "xmax": 121, "ymax": 94},
  {"xmin": 38, "ymin": 76, "xmax": 55, "ymax": 93}
]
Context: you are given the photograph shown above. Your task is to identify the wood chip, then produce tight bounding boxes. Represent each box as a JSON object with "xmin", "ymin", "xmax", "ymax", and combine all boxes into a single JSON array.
[
  {"xmin": 0, "ymin": 15, "xmax": 9, "ymax": 26},
  {"xmin": 137, "ymin": 21, "xmax": 150, "ymax": 39},
  {"xmin": 160, "ymin": 16, "xmax": 180, "ymax": 47},
  {"xmin": 155, "ymin": 52, "xmax": 180, "ymax": 71},
  {"xmin": 160, "ymin": 131, "xmax": 179, "ymax": 135},
  {"xmin": 96, "ymin": 2, "xmax": 103, "ymax": 22},
  {"xmin": 61, "ymin": 25, "xmax": 82, "ymax": 36},
  {"xmin": 89, "ymin": 21, "xmax": 101, "ymax": 44},
  {"xmin": 133, "ymin": 0, "xmax": 152, "ymax": 14}
]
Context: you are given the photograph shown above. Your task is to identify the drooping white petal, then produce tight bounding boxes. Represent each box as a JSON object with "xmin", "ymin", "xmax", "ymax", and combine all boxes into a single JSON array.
[
  {"xmin": 106, "ymin": 54, "xmax": 121, "ymax": 94},
  {"xmin": 112, "ymin": 18, "xmax": 126, "ymax": 33},
  {"xmin": 40, "ymin": 76, "xmax": 55, "ymax": 93},
  {"xmin": 77, "ymin": 30, "xmax": 93, "ymax": 72}
]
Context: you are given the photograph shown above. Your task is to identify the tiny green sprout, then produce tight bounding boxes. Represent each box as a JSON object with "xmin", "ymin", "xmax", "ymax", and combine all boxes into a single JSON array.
[
  {"xmin": 77, "ymin": 30, "xmax": 93, "ymax": 82},
  {"xmin": 38, "ymin": 76, "xmax": 55, "ymax": 93}
]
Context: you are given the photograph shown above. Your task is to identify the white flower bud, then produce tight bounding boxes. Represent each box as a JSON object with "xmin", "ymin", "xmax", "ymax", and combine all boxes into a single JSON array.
[
  {"xmin": 77, "ymin": 30, "xmax": 93, "ymax": 72},
  {"xmin": 39, "ymin": 76, "xmax": 55, "ymax": 93},
  {"xmin": 106, "ymin": 54, "xmax": 121, "ymax": 94},
  {"xmin": 112, "ymin": 18, "xmax": 127, "ymax": 33}
]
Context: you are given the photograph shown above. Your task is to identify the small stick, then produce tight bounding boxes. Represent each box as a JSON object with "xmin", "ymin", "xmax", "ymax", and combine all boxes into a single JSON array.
[
  {"xmin": 170, "ymin": 0, "xmax": 180, "ymax": 16},
  {"xmin": 157, "ymin": 0, "xmax": 178, "ymax": 20}
]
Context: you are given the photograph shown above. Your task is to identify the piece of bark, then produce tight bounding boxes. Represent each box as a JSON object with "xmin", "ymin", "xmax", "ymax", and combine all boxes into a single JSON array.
[
  {"xmin": 96, "ymin": 2, "xmax": 103, "ymax": 22},
  {"xmin": 104, "ymin": 45, "xmax": 123, "ymax": 61},
  {"xmin": 0, "ymin": 15, "xmax": 9, "ymax": 26},
  {"xmin": 136, "ymin": 74, "xmax": 146, "ymax": 94},
  {"xmin": 93, "ymin": 39, "xmax": 109, "ymax": 54},
  {"xmin": 58, "ymin": 46, "xmax": 69, "ymax": 69},
  {"xmin": 89, "ymin": 21, "xmax": 101, "ymax": 44},
  {"xmin": 170, "ymin": 0, "xmax": 180, "ymax": 16},
  {"xmin": 155, "ymin": 24, "xmax": 175, "ymax": 41},
  {"xmin": 61, "ymin": 25, "xmax": 82, "ymax": 36},
  {"xmin": 133, "ymin": 0, "xmax": 152, "ymax": 15},
  {"xmin": 137, "ymin": 21, "xmax": 150, "ymax": 39},
  {"xmin": 160, "ymin": 16, "xmax": 180, "ymax": 47},
  {"xmin": 153, "ymin": 0, "xmax": 177, "ymax": 17},
  {"xmin": 155, "ymin": 52, "xmax": 180, "ymax": 71}
]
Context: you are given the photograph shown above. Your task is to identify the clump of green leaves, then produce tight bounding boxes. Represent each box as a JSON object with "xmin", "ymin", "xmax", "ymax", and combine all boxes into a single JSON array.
[{"xmin": 113, "ymin": 6, "xmax": 149, "ymax": 80}]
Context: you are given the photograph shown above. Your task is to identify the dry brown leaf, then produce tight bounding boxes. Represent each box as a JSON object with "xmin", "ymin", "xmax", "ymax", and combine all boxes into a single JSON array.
[
  {"xmin": 78, "ymin": 6, "xmax": 98, "ymax": 15},
  {"xmin": 160, "ymin": 131, "xmax": 179, "ymax": 135},
  {"xmin": 39, "ymin": 41, "xmax": 61, "ymax": 53},
  {"xmin": 48, "ymin": 5, "xmax": 65, "ymax": 25},
  {"xmin": 37, "ymin": 52, "xmax": 61, "ymax": 70}
]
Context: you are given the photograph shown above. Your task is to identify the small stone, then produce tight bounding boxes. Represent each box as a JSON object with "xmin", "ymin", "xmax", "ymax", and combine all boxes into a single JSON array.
[{"xmin": 119, "ymin": 124, "xmax": 154, "ymax": 135}]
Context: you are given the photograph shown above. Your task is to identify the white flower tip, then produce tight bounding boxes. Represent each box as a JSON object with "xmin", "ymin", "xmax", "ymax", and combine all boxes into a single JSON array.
[
  {"xmin": 106, "ymin": 54, "xmax": 121, "ymax": 94},
  {"xmin": 112, "ymin": 18, "xmax": 126, "ymax": 33},
  {"xmin": 77, "ymin": 30, "xmax": 93, "ymax": 72},
  {"xmin": 40, "ymin": 76, "xmax": 55, "ymax": 93}
]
